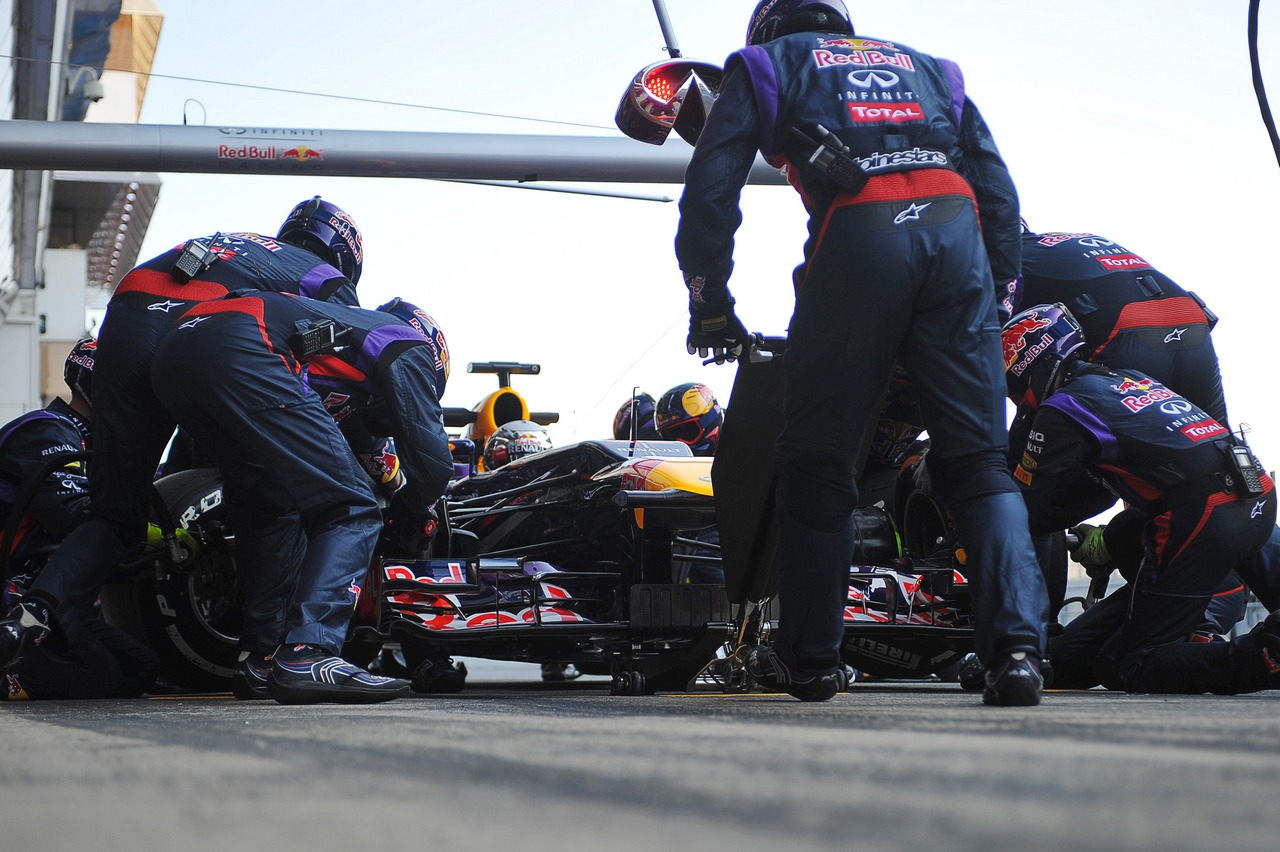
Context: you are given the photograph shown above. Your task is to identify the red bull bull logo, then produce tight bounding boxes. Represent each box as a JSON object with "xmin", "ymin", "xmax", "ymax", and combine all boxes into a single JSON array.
[
  {"xmin": 282, "ymin": 145, "xmax": 323, "ymax": 161},
  {"xmin": 1002, "ymin": 314, "xmax": 1052, "ymax": 369},
  {"xmin": 820, "ymin": 38, "xmax": 899, "ymax": 52},
  {"xmin": 1110, "ymin": 377, "xmax": 1153, "ymax": 394}
]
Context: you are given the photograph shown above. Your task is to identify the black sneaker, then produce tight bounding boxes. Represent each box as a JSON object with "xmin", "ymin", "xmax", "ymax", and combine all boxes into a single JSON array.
[
  {"xmin": 0, "ymin": 599, "xmax": 57, "ymax": 669},
  {"xmin": 541, "ymin": 663, "xmax": 582, "ymax": 682},
  {"xmin": 231, "ymin": 650, "xmax": 273, "ymax": 701},
  {"xmin": 411, "ymin": 656, "xmax": 468, "ymax": 694},
  {"xmin": 957, "ymin": 652, "xmax": 985, "ymax": 692},
  {"xmin": 267, "ymin": 644, "xmax": 410, "ymax": 704},
  {"xmin": 746, "ymin": 647, "xmax": 839, "ymax": 702},
  {"xmin": 982, "ymin": 650, "xmax": 1044, "ymax": 707}
]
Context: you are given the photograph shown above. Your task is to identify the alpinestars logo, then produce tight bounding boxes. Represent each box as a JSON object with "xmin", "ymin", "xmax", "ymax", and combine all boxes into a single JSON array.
[
  {"xmin": 1252, "ymin": 501, "xmax": 1267, "ymax": 519},
  {"xmin": 893, "ymin": 202, "xmax": 931, "ymax": 224},
  {"xmin": 1164, "ymin": 327, "xmax": 1188, "ymax": 343},
  {"xmin": 148, "ymin": 300, "xmax": 186, "ymax": 313},
  {"xmin": 178, "ymin": 316, "xmax": 209, "ymax": 330}
]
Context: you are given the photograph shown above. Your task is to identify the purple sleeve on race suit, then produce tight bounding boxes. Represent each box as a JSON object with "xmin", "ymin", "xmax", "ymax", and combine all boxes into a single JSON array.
[
  {"xmin": 735, "ymin": 47, "xmax": 780, "ymax": 154},
  {"xmin": 355, "ymin": 323, "xmax": 427, "ymax": 376},
  {"xmin": 1041, "ymin": 394, "xmax": 1119, "ymax": 463},
  {"xmin": 937, "ymin": 58, "xmax": 966, "ymax": 128},
  {"xmin": 298, "ymin": 265, "xmax": 343, "ymax": 301}
]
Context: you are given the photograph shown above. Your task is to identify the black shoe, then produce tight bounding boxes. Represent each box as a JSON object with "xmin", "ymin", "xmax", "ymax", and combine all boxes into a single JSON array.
[
  {"xmin": 746, "ymin": 647, "xmax": 839, "ymax": 702},
  {"xmin": 541, "ymin": 663, "xmax": 581, "ymax": 682},
  {"xmin": 231, "ymin": 651, "xmax": 273, "ymax": 701},
  {"xmin": 411, "ymin": 656, "xmax": 468, "ymax": 694},
  {"xmin": 982, "ymin": 650, "xmax": 1044, "ymax": 707},
  {"xmin": 267, "ymin": 644, "xmax": 410, "ymax": 704},
  {"xmin": 957, "ymin": 652, "xmax": 985, "ymax": 692},
  {"xmin": 0, "ymin": 599, "xmax": 57, "ymax": 669}
]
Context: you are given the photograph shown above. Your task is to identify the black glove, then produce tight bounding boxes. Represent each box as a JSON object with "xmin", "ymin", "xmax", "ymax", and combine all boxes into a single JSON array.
[
  {"xmin": 684, "ymin": 273, "xmax": 748, "ymax": 364},
  {"xmin": 381, "ymin": 502, "xmax": 440, "ymax": 557}
]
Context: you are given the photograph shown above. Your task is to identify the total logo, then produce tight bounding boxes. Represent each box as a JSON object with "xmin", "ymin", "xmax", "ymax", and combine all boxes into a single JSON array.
[
  {"xmin": 1095, "ymin": 253, "xmax": 1151, "ymax": 271},
  {"xmin": 848, "ymin": 102, "xmax": 924, "ymax": 123},
  {"xmin": 1180, "ymin": 421, "xmax": 1227, "ymax": 442}
]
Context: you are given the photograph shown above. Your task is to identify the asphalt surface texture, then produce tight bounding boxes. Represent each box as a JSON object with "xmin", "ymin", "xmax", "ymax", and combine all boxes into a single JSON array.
[{"xmin": 3, "ymin": 657, "xmax": 1279, "ymax": 852}]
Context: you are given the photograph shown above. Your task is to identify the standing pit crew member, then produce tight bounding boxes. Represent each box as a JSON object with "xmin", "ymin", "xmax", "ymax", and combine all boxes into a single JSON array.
[
  {"xmin": 0, "ymin": 340, "xmax": 158, "ymax": 700},
  {"xmin": 0, "ymin": 197, "xmax": 366, "ymax": 671},
  {"xmin": 154, "ymin": 291, "xmax": 453, "ymax": 702},
  {"xmin": 1003, "ymin": 304, "xmax": 1280, "ymax": 694},
  {"xmin": 675, "ymin": 0, "xmax": 1048, "ymax": 704}
]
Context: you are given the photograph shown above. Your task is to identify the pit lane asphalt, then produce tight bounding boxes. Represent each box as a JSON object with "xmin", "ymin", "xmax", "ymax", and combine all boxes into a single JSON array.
[{"xmin": 2, "ymin": 659, "xmax": 1278, "ymax": 852}]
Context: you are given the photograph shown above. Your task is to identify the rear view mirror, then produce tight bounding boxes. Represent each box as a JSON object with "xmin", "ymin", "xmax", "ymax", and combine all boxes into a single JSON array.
[{"xmin": 615, "ymin": 59, "xmax": 723, "ymax": 147}]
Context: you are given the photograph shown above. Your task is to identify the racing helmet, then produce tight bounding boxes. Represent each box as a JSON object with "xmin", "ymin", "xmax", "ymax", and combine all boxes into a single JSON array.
[
  {"xmin": 483, "ymin": 420, "xmax": 553, "ymax": 470},
  {"xmin": 377, "ymin": 297, "xmax": 451, "ymax": 395},
  {"xmin": 278, "ymin": 196, "xmax": 364, "ymax": 285},
  {"xmin": 746, "ymin": 0, "xmax": 853, "ymax": 46},
  {"xmin": 63, "ymin": 336, "xmax": 98, "ymax": 403},
  {"xmin": 1002, "ymin": 303, "xmax": 1087, "ymax": 408},
  {"xmin": 613, "ymin": 392, "xmax": 659, "ymax": 441},
  {"xmin": 655, "ymin": 383, "xmax": 723, "ymax": 456}
]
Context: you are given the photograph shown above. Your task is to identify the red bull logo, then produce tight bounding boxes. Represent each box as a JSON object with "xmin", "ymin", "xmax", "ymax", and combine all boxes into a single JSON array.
[
  {"xmin": 281, "ymin": 145, "xmax": 323, "ymax": 161},
  {"xmin": 1121, "ymin": 386, "xmax": 1176, "ymax": 414},
  {"xmin": 1002, "ymin": 314, "xmax": 1052, "ymax": 368},
  {"xmin": 813, "ymin": 49, "xmax": 915, "ymax": 71}
]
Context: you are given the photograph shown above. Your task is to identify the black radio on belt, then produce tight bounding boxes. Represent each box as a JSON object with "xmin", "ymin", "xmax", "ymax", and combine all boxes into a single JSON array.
[
  {"xmin": 292, "ymin": 320, "xmax": 340, "ymax": 356},
  {"xmin": 1228, "ymin": 444, "xmax": 1266, "ymax": 497},
  {"xmin": 789, "ymin": 125, "xmax": 869, "ymax": 195},
  {"xmin": 170, "ymin": 232, "xmax": 222, "ymax": 283}
]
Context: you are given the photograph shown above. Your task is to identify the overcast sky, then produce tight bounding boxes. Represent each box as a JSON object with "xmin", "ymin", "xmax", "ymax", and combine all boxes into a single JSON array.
[{"xmin": 130, "ymin": 1, "xmax": 1280, "ymax": 462}]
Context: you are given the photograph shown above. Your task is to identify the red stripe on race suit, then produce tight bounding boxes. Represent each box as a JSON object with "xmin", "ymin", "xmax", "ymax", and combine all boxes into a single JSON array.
[
  {"xmin": 1096, "ymin": 296, "xmax": 1211, "ymax": 352},
  {"xmin": 1156, "ymin": 473, "xmax": 1274, "ymax": 566},
  {"xmin": 178, "ymin": 296, "xmax": 297, "ymax": 374},
  {"xmin": 802, "ymin": 169, "xmax": 977, "ymax": 290},
  {"xmin": 113, "ymin": 267, "xmax": 229, "ymax": 302}
]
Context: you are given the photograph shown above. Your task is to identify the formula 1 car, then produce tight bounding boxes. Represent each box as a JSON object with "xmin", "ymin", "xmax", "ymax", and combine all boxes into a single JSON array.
[{"xmin": 91, "ymin": 351, "xmax": 984, "ymax": 693}]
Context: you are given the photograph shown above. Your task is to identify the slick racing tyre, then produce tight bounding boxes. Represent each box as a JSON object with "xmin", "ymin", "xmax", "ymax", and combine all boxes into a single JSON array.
[{"xmin": 99, "ymin": 468, "xmax": 241, "ymax": 692}]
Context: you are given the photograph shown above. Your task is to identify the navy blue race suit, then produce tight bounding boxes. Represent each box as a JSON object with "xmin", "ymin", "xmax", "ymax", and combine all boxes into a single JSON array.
[
  {"xmin": 151, "ymin": 291, "xmax": 452, "ymax": 655},
  {"xmin": 676, "ymin": 32, "xmax": 1047, "ymax": 672},
  {"xmin": 18, "ymin": 234, "xmax": 358, "ymax": 642},
  {"xmin": 0, "ymin": 400, "xmax": 157, "ymax": 699},
  {"xmin": 1019, "ymin": 230, "xmax": 1226, "ymax": 424},
  {"xmin": 1013, "ymin": 363, "xmax": 1277, "ymax": 693}
]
